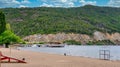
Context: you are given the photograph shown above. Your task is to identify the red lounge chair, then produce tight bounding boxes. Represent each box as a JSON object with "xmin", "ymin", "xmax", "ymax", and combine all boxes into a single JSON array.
[{"xmin": 0, "ymin": 52, "xmax": 26, "ymax": 63}]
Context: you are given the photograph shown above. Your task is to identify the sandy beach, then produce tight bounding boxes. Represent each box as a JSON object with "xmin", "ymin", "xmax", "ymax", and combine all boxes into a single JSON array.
[{"xmin": 0, "ymin": 48, "xmax": 120, "ymax": 67}]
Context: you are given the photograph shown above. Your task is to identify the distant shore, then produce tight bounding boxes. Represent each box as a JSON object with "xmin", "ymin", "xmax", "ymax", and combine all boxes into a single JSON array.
[{"xmin": 0, "ymin": 48, "xmax": 120, "ymax": 67}]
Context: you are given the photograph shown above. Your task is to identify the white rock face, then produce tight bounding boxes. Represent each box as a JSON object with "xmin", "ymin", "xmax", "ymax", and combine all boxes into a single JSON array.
[
  {"xmin": 23, "ymin": 31, "xmax": 120, "ymax": 44},
  {"xmin": 93, "ymin": 31, "xmax": 107, "ymax": 41},
  {"xmin": 110, "ymin": 33, "xmax": 120, "ymax": 44}
]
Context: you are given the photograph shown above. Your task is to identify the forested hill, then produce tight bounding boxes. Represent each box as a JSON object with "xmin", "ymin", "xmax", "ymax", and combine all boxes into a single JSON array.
[{"xmin": 1, "ymin": 5, "xmax": 120, "ymax": 37}]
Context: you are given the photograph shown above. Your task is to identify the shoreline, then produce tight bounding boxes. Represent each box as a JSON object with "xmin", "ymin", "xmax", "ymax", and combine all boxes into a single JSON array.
[{"xmin": 0, "ymin": 48, "xmax": 120, "ymax": 67}]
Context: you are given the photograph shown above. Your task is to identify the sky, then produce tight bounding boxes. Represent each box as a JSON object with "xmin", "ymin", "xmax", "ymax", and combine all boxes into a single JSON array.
[{"xmin": 0, "ymin": 0, "xmax": 120, "ymax": 8}]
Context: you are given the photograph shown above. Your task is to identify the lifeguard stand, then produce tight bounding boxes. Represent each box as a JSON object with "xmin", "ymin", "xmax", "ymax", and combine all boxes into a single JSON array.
[{"xmin": 99, "ymin": 50, "xmax": 110, "ymax": 60}]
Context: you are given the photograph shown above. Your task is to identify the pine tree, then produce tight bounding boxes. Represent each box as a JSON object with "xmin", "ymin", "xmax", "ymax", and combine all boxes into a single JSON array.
[{"xmin": 0, "ymin": 11, "xmax": 6, "ymax": 34}]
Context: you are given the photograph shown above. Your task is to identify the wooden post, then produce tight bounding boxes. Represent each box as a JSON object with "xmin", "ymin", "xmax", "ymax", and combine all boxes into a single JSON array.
[
  {"xmin": 8, "ymin": 58, "xmax": 10, "ymax": 62},
  {"xmin": 0, "ymin": 51, "xmax": 1, "ymax": 67},
  {"xmin": 9, "ymin": 46, "xmax": 11, "ymax": 57}
]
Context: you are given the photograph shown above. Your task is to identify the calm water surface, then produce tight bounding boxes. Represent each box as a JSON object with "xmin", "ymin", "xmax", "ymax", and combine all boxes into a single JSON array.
[{"xmin": 19, "ymin": 45, "xmax": 120, "ymax": 60}]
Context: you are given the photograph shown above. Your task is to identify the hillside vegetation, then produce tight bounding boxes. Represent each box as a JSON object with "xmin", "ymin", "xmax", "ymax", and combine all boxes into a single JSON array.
[
  {"xmin": 1, "ymin": 5, "xmax": 120, "ymax": 37},
  {"xmin": 0, "ymin": 11, "xmax": 23, "ymax": 47}
]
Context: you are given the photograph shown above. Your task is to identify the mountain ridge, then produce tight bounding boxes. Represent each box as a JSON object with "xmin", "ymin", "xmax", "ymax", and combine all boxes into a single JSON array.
[{"xmin": 1, "ymin": 5, "xmax": 120, "ymax": 37}]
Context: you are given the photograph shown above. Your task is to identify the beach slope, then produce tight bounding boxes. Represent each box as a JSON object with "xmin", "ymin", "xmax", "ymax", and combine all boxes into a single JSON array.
[{"xmin": 0, "ymin": 48, "xmax": 120, "ymax": 67}]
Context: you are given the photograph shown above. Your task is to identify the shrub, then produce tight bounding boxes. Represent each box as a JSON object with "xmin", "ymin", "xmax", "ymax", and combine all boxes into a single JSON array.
[
  {"xmin": 63, "ymin": 40, "xmax": 81, "ymax": 45},
  {"xmin": 87, "ymin": 40, "xmax": 115, "ymax": 45}
]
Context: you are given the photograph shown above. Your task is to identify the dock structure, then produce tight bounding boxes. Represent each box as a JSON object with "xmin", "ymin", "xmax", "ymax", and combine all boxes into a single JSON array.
[
  {"xmin": 0, "ymin": 51, "xmax": 26, "ymax": 63},
  {"xmin": 46, "ymin": 44, "xmax": 65, "ymax": 47},
  {"xmin": 46, "ymin": 42, "xmax": 65, "ymax": 47},
  {"xmin": 99, "ymin": 50, "xmax": 110, "ymax": 60}
]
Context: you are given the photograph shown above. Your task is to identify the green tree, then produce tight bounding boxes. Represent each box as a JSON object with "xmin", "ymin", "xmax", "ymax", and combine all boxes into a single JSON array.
[
  {"xmin": 0, "ymin": 30, "xmax": 23, "ymax": 48},
  {"xmin": 0, "ymin": 11, "xmax": 6, "ymax": 34},
  {"xmin": 6, "ymin": 23, "xmax": 11, "ymax": 31},
  {"xmin": 0, "ymin": 11, "xmax": 23, "ymax": 48}
]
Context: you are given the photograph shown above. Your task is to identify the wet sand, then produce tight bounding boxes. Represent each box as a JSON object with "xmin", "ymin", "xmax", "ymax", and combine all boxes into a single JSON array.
[{"xmin": 0, "ymin": 48, "xmax": 120, "ymax": 67}]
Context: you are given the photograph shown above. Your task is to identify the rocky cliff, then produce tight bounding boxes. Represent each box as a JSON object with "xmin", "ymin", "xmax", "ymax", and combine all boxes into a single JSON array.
[{"xmin": 23, "ymin": 31, "xmax": 120, "ymax": 45}]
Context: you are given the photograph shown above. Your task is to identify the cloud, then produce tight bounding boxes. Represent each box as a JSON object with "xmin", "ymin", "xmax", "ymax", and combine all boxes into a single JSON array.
[
  {"xmin": 79, "ymin": 0, "xmax": 96, "ymax": 6},
  {"xmin": 12, "ymin": 0, "xmax": 20, "ymax": 4},
  {"xmin": 40, "ymin": 0, "xmax": 76, "ymax": 7},
  {"xmin": 108, "ymin": 0, "xmax": 120, "ymax": 7},
  {"xmin": 0, "ymin": 0, "xmax": 97, "ymax": 8},
  {"xmin": 0, "ymin": 0, "xmax": 30, "ymax": 8},
  {"xmin": 61, "ymin": 0, "xmax": 67, "ymax": 3},
  {"xmin": 40, "ymin": 3, "xmax": 54, "ymax": 7},
  {"xmin": 39, "ymin": 0, "xmax": 97, "ymax": 7},
  {"xmin": 21, "ymin": 0, "xmax": 30, "ymax": 4},
  {"xmin": 19, "ymin": 5, "xmax": 27, "ymax": 8},
  {"xmin": 0, "ymin": 0, "xmax": 20, "ymax": 8}
]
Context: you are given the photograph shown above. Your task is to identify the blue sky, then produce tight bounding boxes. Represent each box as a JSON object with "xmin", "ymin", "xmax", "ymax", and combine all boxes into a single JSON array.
[{"xmin": 0, "ymin": 0, "xmax": 120, "ymax": 8}]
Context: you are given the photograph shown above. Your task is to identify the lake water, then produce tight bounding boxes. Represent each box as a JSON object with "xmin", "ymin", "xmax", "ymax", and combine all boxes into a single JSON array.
[{"xmin": 18, "ymin": 45, "xmax": 120, "ymax": 61}]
